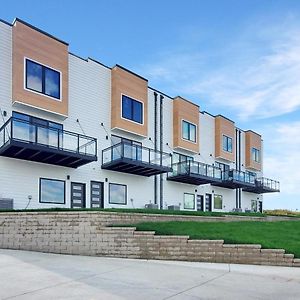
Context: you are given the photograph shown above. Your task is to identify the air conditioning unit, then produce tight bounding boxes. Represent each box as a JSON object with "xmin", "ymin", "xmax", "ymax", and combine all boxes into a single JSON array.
[
  {"xmin": 168, "ymin": 205, "xmax": 180, "ymax": 211},
  {"xmin": 145, "ymin": 203, "xmax": 159, "ymax": 209},
  {"xmin": 0, "ymin": 198, "xmax": 14, "ymax": 210}
]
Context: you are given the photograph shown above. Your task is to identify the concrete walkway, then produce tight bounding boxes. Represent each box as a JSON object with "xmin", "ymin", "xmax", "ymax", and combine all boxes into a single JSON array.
[{"xmin": 0, "ymin": 249, "xmax": 299, "ymax": 300}]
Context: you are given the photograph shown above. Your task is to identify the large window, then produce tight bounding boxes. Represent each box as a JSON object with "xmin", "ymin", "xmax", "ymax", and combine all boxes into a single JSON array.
[
  {"xmin": 111, "ymin": 135, "xmax": 142, "ymax": 161},
  {"xmin": 183, "ymin": 193, "xmax": 195, "ymax": 210},
  {"xmin": 12, "ymin": 112, "xmax": 63, "ymax": 146},
  {"xmin": 26, "ymin": 59, "xmax": 61, "ymax": 99},
  {"xmin": 39, "ymin": 178, "xmax": 65, "ymax": 204},
  {"xmin": 182, "ymin": 120, "xmax": 196, "ymax": 142},
  {"xmin": 222, "ymin": 135, "xmax": 232, "ymax": 153},
  {"xmin": 214, "ymin": 194, "xmax": 223, "ymax": 209},
  {"xmin": 109, "ymin": 183, "xmax": 127, "ymax": 205},
  {"xmin": 122, "ymin": 95, "xmax": 143, "ymax": 124},
  {"xmin": 252, "ymin": 148, "xmax": 260, "ymax": 163},
  {"xmin": 173, "ymin": 153, "xmax": 193, "ymax": 164}
]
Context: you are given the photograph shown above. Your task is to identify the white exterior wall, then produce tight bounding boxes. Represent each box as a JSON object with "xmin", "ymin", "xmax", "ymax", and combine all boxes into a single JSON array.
[{"xmin": 0, "ymin": 20, "xmax": 266, "ymax": 211}]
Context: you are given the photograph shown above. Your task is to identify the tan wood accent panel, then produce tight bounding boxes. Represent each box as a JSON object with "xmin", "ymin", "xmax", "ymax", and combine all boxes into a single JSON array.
[
  {"xmin": 12, "ymin": 20, "xmax": 69, "ymax": 116},
  {"xmin": 111, "ymin": 66, "xmax": 148, "ymax": 137},
  {"xmin": 173, "ymin": 96, "xmax": 199, "ymax": 153},
  {"xmin": 215, "ymin": 116, "xmax": 235, "ymax": 162},
  {"xmin": 245, "ymin": 131, "xmax": 262, "ymax": 171}
]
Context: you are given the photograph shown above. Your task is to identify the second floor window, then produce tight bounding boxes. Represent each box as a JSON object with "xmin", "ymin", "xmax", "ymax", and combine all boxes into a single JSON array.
[
  {"xmin": 252, "ymin": 148, "xmax": 260, "ymax": 163},
  {"xmin": 222, "ymin": 135, "xmax": 232, "ymax": 152},
  {"xmin": 182, "ymin": 120, "xmax": 196, "ymax": 142},
  {"xmin": 122, "ymin": 95, "xmax": 143, "ymax": 124},
  {"xmin": 26, "ymin": 59, "xmax": 61, "ymax": 100}
]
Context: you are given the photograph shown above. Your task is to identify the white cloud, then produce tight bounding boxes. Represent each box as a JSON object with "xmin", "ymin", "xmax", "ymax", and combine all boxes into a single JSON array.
[
  {"xmin": 137, "ymin": 20, "xmax": 300, "ymax": 120},
  {"xmin": 260, "ymin": 122, "xmax": 300, "ymax": 209}
]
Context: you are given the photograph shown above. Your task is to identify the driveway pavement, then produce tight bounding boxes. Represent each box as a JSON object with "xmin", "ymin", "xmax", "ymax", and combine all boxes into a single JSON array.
[{"xmin": 0, "ymin": 249, "xmax": 300, "ymax": 299}]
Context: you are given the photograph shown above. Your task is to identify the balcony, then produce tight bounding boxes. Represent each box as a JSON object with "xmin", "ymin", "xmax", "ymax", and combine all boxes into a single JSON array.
[
  {"xmin": 167, "ymin": 161, "xmax": 223, "ymax": 185},
  {"xmin": 101, "ymin": 142, "xmax": 172, "ymax": 176},
  {"xmin": 212, "ymin": 169, "xmax": 256, "ymax": 189},
  {"xmin": 0, "ymin": 117, "xmax": 97, "ymax": 168},
  {"xmin": 243, "ymin": 177, "xmax": 280, "ymax": 194}
]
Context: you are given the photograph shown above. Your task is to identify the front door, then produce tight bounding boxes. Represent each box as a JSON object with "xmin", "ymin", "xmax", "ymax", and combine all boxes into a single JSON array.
[
  {"xmin": 205, "ymin": 193, "xmax": 212, "ymax": 212},
  {"xmin": 71, "ymin": 182, "xmax": 86, "ymax": 208},
  {"xmin": 90, "ymin": 181, "xmax": 104, "ymax": 208},
  {"xmin": 258, "ymin": 201, "xmax": 263, "ymax": 213},
  {"xmin": 196, "ymin": 195, "xmax": 204, "ymax": 211}
]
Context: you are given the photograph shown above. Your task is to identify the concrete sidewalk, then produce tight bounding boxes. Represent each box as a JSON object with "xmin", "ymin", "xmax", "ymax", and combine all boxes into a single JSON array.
[{"xmin": 0, "ymin": 249, "xmax": 299, "ymax": 299}]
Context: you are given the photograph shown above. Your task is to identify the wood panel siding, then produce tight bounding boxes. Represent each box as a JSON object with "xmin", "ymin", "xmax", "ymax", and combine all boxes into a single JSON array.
[
  {"xmin": 12, "ymin": 20, "xmax": 69, "ymax": 117},
  {"xmin": 173, "ymin": 96, "xmax": 199, "ymax": 153},
  {"xmin": 111, "ymin": 65, "xmax": 148, "ymax": 137},
  {"xmin": 245, "ymin": 130, "xmax": 262, "ymax": 171},
  {"xmin": 215, "ymin": 115, "xmax": 235, "ymax": 162}
]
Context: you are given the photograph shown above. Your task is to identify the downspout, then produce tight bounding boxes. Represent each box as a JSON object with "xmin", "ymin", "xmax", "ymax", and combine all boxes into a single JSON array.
[
  {"xmin": 235, "ymin": 128, "xmax": 239, "ymax": 209},
  {"xmin": 154, "ymin": 92, "xmax": 158, "ymax": 205},
  {"xmin": 238, "ymin": 130, "xmax": 242, "ymax": 209},
  {"xmin": 159, "ymin": 94, "xmax": 164, "ymax": 209}
]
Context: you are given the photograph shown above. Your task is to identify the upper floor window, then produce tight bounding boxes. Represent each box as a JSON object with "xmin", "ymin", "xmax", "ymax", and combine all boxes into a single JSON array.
[
  {"xmin": 25, "ymin": 59, "xmax": 61, "ymax": 100},
  {"xmin": 222, "ymin": 135, "xmax": 232, "ymax": 153},
  {"xmin": 252, "ymin": 147, "xmax": 260, "ymax": 163},
  {"xmin": 182, "ymin": 120, "xmax": 196, "ymax": 142},
  {"xmin": 121, "ymin": 95, "xmax": 143, "ymax": 124},
  {"xmin": 111, "ymin": 135, "xmax": 142, "ymax": 161},
  {"xmin": 173, "ymin": 152, "xmax": 193, "ymax": 164},
  {"xmin": 215, "ymin": 162, "xmax": 230, "ymax": 173}
]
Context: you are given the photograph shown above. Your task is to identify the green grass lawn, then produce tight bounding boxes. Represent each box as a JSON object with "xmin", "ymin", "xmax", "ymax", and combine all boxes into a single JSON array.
[
  {"xmin": 124, "ymin": 221, "xmax": 300, "ymax": 258},
  {"xmin": 0, "ymin": 207, "xmax": 267, "ymax": 217}
]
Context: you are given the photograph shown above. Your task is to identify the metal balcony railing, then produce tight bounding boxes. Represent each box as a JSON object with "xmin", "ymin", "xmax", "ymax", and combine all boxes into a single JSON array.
[
  {"xmin": 101, "ymin": 142, "xmax": 172, "ymax": 176},
  {"xmin": 256, "ymin": 177, "xmax": 280, "ymax": 191},
  {"xmin": 223, "ymin": 169, "xmax": 256, "ymax": 185}
]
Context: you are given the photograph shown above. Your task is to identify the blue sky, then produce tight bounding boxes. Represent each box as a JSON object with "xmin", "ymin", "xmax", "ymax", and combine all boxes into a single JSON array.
[{"xmin": 2, "ymin": 0, "xmax": 300, "ymax": 209}]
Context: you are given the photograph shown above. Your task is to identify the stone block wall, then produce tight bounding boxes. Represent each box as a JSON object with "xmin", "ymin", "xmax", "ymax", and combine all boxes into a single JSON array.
[{"xmin": 0, "ymin": 212, "xmax": 299, "ymax": 267}]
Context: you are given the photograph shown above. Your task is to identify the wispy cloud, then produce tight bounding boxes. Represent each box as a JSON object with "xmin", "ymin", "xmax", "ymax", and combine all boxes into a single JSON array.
[
  {"xmin": 260, "ymin": 121, "xmax": 300, "ymax": 209},
  {"xmin": 137, "ymin": 16, "xmax": 300, "ymax": 120}
]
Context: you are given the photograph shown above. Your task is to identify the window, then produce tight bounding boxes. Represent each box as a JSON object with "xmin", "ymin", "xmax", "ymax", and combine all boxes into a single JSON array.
[
  {"xmin": 122, "ymin": 95, "xmax": 143, "ymax": 124},
  {"xmin": 109, "ymin": 183, "xmax": 127, "ymax": 205},
  {"xmin": 182, "ymin": 120, "xmax": 196, "ymax": 142},
  {"xmin": 173, "ymin": 153, "xmax": 194, "ymax": 164},
  {"xmin": 111, "ymin": 135, "xmax": 142, "ymax": 161},
  {"xmin": 215, "ymin": 162, "xmax": 230, "ymax": 173},
  {"xmin": 26, "ymin": 59, "xmax": 60, "ymax": 99},
  {"xmin": 12, "ymin": 112, "xmax": 63, "ymax": 146},
  {"xmin": 252, "ymin": 148, "xmax": 260, "ymax": 163},
  {"xmin": 214, "ymin": 194, "xmax": 223, "ymax": 209},
  {"xmin": 251, "ymin": 200, "xmax": 258, "ymax": 212},
  {"xmin": 222, "ymin": 135, "xmax": 232, "ymax": 152},
  {"xmin": 39, "ymin": 178, "xmax": 65, "ymax": 204},
  {"xmin": 183, "ymin": 193, "xmax": 195, "ymax": 210}
]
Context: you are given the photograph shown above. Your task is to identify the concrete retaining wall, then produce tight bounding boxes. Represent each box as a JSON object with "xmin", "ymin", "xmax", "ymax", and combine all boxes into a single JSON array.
[{"xmin": 0, "ymin": 212, "xmax": 299, "ymax": 267}]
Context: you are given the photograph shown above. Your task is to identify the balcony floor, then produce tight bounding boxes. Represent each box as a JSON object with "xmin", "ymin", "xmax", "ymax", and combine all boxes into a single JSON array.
[
  {"xmin": 212, "ymin": 180, "xmax": 256, "ymax": 190},
  {"xmin": 167, "ymin": 173, "xmax": 222, "ymax": 186},
  {"xmin": 243, "ymin": 186, "xmax": 280, "ymax": 194},
  {"xmin": 101, "ymin": 158, "xmax": 172, "ymax": 177},
  {"xmin": 0, "ymin": 139, "xmax": 97, "ymax": 168}
]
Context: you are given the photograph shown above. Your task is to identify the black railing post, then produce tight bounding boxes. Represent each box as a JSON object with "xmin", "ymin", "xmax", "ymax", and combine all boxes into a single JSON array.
[
  {"xmin": 10, "ymin": 118, "xmax": 13, "ymax": 140},
  {"xmin": 149, "ymin": 148, "xmax": 151, "ymax": 164}
]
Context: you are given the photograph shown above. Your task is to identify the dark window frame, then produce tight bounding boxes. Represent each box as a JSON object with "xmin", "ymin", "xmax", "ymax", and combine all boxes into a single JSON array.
[
  {"xmin": 183, "ymin": 193, "xmax": 195, "ymax": 210},
  {"xmin": 25, "ymin": 58, "xmax": 61, "ymax": 100},
  {"xmin": 252, "ymin": 147, "xmax": 260, "ymax": 163},
  {"xmin": 121, "ymin": 94, "xmax": 143, "ymax": 124},
  {"xmin": 182, "ymin": 120, "xmax": 197, "ymax": 143},
  {"xmin": 39, "ymin": 177, "xmax": 66, "ymax": 204},
  {"xmin": 172, "ymin": 152, "xmax": 194, "ymax": 164},
  {"xmin": 12, "ymin": 111, "xmax": 63, "ymax": 131},
  {"xmin": 111, "ymin": 135, "xmax": 142, "ymax": 147},
  {"xmin": 213, "ymin": 194, "xmax": 223, "ymax": 210},
  {"xmin": 222, "ymin": 135, "xmax": 233, "ymax": 153},
  {"xmin": 108, "ymin": 183, "xmax": 127, "ymax": 205}
]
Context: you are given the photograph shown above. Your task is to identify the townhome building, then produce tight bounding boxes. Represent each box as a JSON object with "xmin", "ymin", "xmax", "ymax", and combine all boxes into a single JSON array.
[{"xmin": 0, "ymin": 18, "xmax": 280, "ymax": 212}]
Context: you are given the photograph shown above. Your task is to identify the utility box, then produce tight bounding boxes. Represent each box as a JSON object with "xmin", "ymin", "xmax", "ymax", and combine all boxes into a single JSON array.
[
  {"xmin": 0, "ymin": 198, "xmax": 14, "ymax": 210},
  {"xmin": 145, "ymin": 203, "xmax": 159, "ymax": 209},
  {"xmin": 168, "ymin": 205, "xmax": 180, "ymax": 211}
]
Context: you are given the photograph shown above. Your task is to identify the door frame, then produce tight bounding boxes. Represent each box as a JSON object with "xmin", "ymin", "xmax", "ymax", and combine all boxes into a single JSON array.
[{"xmin": 71, "ymin": 182, "xmax": 86, "ymax": 208}]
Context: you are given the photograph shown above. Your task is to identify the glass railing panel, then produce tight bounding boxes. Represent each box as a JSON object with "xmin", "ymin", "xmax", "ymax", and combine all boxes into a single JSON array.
[
  {"xmin": 12, "ymin": 119, "xmax": 35, "ymax": 143},
  {"xmin": 78, "ymin": 136, "xmax": 95, "ymax": 156}
]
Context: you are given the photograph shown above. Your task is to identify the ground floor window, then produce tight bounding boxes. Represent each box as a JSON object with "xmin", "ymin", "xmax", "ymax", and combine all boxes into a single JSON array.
[
  {"xmin": 39, "ymin": 178, "xmax": 65, "ymax": 204},
  {"xmin": 109, "ymin": 183, "xmax": 127, "ymax": 205},
  {"xmin": 213, "ymin": 194, "xmax": 223, "ymax": 209},
  {"xmin": 183, "ymin": 193, "xmax": 195, "ymax": 209},
  {"xmin": 251, "ymin": 200, "xmax": 258, "ymax": 212}
]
